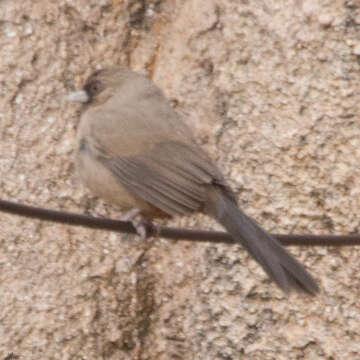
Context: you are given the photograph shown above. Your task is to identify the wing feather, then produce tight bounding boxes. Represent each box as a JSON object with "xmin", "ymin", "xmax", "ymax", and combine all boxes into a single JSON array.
[{"xmin": 95, "ymin": 140, "xmax": 231, "ymax": 217}]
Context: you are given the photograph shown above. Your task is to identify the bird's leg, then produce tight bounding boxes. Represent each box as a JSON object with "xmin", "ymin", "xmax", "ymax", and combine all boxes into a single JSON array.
[
  {"xmin": 120, "ymin": 208, "xmax": 150, "ymax": 239},
  {"xmin": 120, "ymin": 208, "xmax": 141, "ymax": 222}
]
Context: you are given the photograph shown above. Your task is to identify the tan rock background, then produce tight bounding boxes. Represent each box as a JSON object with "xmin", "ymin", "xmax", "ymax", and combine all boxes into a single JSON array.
[{"xmin": 1, "ymin": 0, "xmax": 360, "ymax": 358}]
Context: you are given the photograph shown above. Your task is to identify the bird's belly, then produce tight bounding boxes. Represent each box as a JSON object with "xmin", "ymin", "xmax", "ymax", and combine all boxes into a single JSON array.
[{"xmin": 75, "ymin": 150, "xmax": 164, "ymax": 217}]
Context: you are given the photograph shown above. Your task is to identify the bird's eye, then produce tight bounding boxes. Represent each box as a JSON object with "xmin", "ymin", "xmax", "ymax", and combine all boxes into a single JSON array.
[{"xmin": 85, "ymin": 80, "xmax": 102, "ymax": 96}]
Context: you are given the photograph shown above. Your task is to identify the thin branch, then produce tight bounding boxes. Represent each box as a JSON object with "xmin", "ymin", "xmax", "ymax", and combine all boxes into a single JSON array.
[{"xmin": 0, "ymin": 198, "xmax": 359, "ymax": 246}]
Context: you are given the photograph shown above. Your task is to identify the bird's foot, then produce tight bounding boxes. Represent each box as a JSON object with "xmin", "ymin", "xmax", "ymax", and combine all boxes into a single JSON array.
[{"xmin": 120, "ymin": 209, "xmax": 151, "ymax": 240}]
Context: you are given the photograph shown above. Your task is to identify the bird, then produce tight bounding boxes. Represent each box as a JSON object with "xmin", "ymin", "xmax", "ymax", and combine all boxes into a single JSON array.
[{"xmin": 68, "ymin": 66, "xmax": 319, "ymax": 295}]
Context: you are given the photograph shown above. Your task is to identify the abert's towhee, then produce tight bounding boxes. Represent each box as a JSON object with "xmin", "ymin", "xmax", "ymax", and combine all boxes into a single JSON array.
[{"xmin": 68, "ymin": 67, "xmax": 318, "ymax": 295}]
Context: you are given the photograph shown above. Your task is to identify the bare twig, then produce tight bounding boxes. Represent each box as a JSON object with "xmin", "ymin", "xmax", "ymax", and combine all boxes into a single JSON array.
[{"xmin": 0, "ymin": 198, "xmax": 359, "ymax": 246}]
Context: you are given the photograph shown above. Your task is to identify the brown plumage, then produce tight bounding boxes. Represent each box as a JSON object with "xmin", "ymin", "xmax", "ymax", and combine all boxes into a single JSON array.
[{"xmin": 70, "ymin": 67, "xmax": 319, "ymax": 295}]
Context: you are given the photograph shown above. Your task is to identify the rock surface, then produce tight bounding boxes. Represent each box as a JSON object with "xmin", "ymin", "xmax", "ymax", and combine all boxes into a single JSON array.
[{"xmin": 1, "ymin": 0, "xmax": 360, "ymax": 359}]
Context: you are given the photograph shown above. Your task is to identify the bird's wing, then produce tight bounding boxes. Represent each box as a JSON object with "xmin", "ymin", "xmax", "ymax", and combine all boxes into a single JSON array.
[{"xmin": 98, "ymin": 140, "xmax": 234, "ymax": 216}]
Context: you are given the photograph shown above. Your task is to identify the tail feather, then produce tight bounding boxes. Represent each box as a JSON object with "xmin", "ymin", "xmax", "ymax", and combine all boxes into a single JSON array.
[{"xmin": 207, "ymin": 188, "xmax": 319, "ymax": 295}]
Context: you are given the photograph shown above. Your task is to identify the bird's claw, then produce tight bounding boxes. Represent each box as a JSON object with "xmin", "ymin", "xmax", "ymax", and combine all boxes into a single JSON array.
[{"xmin": 120, "ymin": 209, "xmax": 151, "ymax": 239}]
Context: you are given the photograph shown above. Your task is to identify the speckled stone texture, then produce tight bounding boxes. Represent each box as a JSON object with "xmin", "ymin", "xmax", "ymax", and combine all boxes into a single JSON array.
[{"xmin": 1, "ymin": 0, "xmax": 360, "ymax": 359}]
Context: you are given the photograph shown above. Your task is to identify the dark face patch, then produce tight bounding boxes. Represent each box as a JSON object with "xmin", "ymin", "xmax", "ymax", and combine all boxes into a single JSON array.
[{"xmin": 83, "ymin": 79, "xmax": 104, "ymax": 103}]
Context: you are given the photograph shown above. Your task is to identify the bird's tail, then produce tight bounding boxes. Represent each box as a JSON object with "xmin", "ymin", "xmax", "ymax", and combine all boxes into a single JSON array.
[{"xmin": 206, "ymin": 188, "xmax": 319, "ymax": 295}]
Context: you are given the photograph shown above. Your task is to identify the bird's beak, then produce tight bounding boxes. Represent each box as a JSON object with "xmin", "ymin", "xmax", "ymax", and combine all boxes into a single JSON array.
[{"xmin": 67, "ymin": 90, "xmax": 89, "ymax": 103}]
